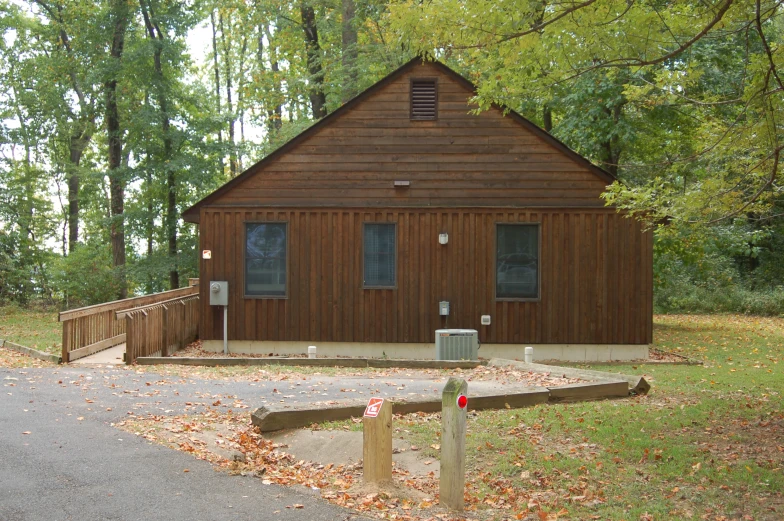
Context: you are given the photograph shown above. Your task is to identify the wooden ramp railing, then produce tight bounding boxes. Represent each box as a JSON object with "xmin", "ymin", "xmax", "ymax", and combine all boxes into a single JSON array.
[
  {"xmin": 59, "ymin": 285, "xmax": 199, "ymax": 363},
  {"xmin": 120, "ymin": 295, "xmax": 199, "ymax": 365}
]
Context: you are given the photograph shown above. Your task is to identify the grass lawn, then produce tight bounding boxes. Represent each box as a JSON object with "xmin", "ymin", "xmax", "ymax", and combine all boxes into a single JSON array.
[{"xmin": 0, "ymin": 305, "xmax": 61, "ymax": 355}]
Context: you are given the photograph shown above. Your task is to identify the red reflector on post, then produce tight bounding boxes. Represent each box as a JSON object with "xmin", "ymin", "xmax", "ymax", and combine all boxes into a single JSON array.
[{"xmin": 456, "ymin": 394, "xmax": 467, "ymax": 409}]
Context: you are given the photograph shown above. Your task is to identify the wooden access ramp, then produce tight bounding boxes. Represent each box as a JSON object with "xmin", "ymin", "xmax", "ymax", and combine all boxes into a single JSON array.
[{"xmin": 59, "ymin": 284, "xmax": 199, "ymax": 364}]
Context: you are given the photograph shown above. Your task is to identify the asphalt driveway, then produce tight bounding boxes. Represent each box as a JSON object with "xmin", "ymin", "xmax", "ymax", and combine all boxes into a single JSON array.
[
  {"xmin": 1, "ymin": 361, "xmax": 537, "ymax": 520},
  {"xmin": 0, "ymin": 365, "xmax": 385, "ymax": 521}
]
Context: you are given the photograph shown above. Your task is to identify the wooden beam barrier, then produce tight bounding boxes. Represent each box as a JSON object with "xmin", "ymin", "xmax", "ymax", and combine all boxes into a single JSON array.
[
  {"xmin": 440, "ymin": 377, "xmax": 468, "ymax": 511},
  {"xmin": 362, "ymin": 398, "xmax": 392, "ymax": 484}
]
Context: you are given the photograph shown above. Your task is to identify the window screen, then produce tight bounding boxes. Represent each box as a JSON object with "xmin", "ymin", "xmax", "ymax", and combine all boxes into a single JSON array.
[
  {"xmin": 245, "ymin": 223, "xmax": 287, "ymax": 296},
  {"xmin": 496, "ymin": 224, "xmax": 539, "ymax": 299},
  {"xmin": 364, "ymin": 223, "xmax": 396, "ymax": 287}
]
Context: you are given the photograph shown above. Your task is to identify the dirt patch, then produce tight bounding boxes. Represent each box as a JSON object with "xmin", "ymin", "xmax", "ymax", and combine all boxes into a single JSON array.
[
  {"xmin": 172, "ymin": 340, "xmax": 332, "ymax": 359},
  {"xmin": 268, "ymin": 428, "xmax": 440, "ymax": 478}
]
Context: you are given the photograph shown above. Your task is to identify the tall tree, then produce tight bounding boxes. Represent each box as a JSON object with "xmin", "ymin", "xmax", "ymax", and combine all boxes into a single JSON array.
[
  {"xmin": 219, "ymin": 10, "xmax": 239, "ymax": 176},
  {"xmin": 104, "ymin": 0, "xmax": 130, "ymax": 299},
  {"xmin": 139, "ymin": 0, "xmax": 179, "ymax": 289},
  {"xmin": 210, "ymin": 9, "xmax": 224, "ymax": 175},
  {"xmin": 31, "ymin": 0, "xmax": 99, "ymax": 253}
]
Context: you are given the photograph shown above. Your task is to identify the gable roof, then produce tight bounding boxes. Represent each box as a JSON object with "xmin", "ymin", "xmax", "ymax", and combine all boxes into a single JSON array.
[{"xmin": 182, "ymin": 57, "xmax": 616, "ymax": 223}]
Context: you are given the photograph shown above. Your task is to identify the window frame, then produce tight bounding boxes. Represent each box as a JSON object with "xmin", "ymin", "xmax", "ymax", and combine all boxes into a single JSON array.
[
  {"xmin": 409, "ymin": 77, "xmax": 439, "ymax": 121},
  {"xmin": 494, "ymin": 222, "xmax": 541, "ymax": 302},
  {"xmin": 362, "ymin": 222, "xmax": 398, "ymax": 289},
  {"xmin": 243, "ymin": 221, "xmax": 289, "ymax": 299}
]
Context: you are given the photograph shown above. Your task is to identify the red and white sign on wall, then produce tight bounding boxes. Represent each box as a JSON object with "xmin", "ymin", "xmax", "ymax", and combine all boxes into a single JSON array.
[{"xmin": 363, "ymin": 397, "xmax": 385, "ymax": 418}]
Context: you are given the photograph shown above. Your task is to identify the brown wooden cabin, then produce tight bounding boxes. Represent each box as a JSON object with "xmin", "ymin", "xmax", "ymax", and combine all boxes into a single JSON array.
[{"xmin": 183, "ymin": 58, "xmax": 652, "ymax": 361}]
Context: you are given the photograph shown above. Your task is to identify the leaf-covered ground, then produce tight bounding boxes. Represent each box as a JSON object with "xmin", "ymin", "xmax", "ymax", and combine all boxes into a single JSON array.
[
  {"xmin": 117, "ymin": 315, "xmax": 784, "ymax": 521},
  {"xmin": 0, "ymin": 345, "xmax": 56, "ymax": 368}
]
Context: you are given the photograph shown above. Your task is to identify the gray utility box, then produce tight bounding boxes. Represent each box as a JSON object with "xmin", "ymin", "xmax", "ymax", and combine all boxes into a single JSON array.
[
  {"xmin": 435, "ymin": 329, "xmax": 479, "ymax": 361},
  {"xmin": 209, "ymin": 281, "xmax": 229, "ymax": 306}
]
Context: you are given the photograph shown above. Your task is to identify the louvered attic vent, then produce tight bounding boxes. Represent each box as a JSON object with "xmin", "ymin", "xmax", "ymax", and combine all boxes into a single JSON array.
[{"xmin": 410, "ymin": 79, "xmax": 437, "ymax": 120}]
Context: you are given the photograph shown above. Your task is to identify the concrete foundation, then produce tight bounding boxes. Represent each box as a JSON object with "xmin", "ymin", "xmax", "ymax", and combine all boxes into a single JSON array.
[{"xmin": 201, "ymin": 340, "xmax": 649, "ymax": 362}]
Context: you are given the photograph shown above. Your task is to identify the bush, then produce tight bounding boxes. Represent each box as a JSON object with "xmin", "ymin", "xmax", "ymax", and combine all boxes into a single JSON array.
[
  {"xmin": 51, "ymin": 242, "xmax": 124, "ymax": 308},
  {"xmin": 655, "ymin": 283, "xmax": 784, "ymax": 315},
  {"xmin": 653, "ymin": 223, "xmax": 784, "ymax": 316}
]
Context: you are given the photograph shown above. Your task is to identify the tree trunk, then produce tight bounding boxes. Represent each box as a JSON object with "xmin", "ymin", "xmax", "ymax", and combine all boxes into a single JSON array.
[
  {"xmin": 341, "ymin": 0, "xmax": 358, "ymax": 103},
  {"xmin": 145, "ymin": 168, "xmax": 154, "ymax": 293},
  {"xmin": 66, "ymin": 130, "xmax": 91, "ymax": 253},
  {"xmin": 219, "ymin": 12, "xmax": 238, "ymax": 176},
  {"xmin": 211, "ymin": 10, "xmax": 224, "ymax": 175},
  {"xmin": 542, "ymin": 104, "xmax": 553, "ymax": 133},
  {"xmin": 600, "ymin": 102, "xmax": 623, "ymax": 178},
  {"xmin": 141, "ymin": 0, "xmax": 179, "ymax": 290},
  {"xmin": 105, "ymin": 0, "xmax": 129, "ymax": 300},
  {"xmin": 263, "ymin": 24, "xmax": 283, "ymax": 133},
  {"xmin": 300, "ymin": 3, "xmax": 327, "ymax": 118},
  {"xmin": 237, "ymin": 35, "xmax": 247, "ymax": 171}
]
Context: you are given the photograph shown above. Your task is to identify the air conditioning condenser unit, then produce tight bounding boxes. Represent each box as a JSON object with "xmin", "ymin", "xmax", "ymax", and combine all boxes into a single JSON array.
[{"xmin": 435, "ymin": 329, "xmax": 479, "ymax": 361}]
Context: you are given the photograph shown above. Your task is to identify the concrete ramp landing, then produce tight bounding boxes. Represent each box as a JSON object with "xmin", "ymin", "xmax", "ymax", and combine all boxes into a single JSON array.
[{"xmin": 70, "ymin": 344, "xmax": 125, "ymax": 365}]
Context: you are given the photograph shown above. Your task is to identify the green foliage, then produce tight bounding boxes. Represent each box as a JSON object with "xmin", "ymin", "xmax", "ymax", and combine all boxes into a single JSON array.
[
  {"xmin": 653, "ymin": 221, "xmax": 784, "ymax": 315},
  {"xmin": 390, "ymin": 0, "xmax": 784, "ymax": 226},
  {"xmin": 51, "ymin": 241, "xmax": 124, "ymax": 308},
  {"xmin": 0, "ymin": 230, "xmax": 30, "ymax": 305},
  {"xmin": 1, "ymin": 0, "xmax": 783, "ymax": 315}
]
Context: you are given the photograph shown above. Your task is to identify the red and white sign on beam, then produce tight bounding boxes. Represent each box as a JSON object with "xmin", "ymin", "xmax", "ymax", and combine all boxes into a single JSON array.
[{"xmin": 364, "ymin": 397, "xmax": 385, "ymax": 418}]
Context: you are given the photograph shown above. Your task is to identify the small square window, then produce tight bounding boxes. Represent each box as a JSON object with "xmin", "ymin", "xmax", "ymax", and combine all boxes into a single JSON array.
[
  {"xmin": 364, "ymin": 223, "xmax": 396, "ymax": 288},
  {"xmin": 245, "ymin": 223, "xmax": 287, "ymax": 297},
  {"xmin": 496, "ymin": 224, "xmax": 539, "ymax": 299}
]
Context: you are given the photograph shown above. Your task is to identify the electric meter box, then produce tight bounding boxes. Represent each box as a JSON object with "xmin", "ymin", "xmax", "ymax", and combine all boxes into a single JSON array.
[{"xmin": 209, "ymin": 281, "xmax": 229, "ymax": 306}]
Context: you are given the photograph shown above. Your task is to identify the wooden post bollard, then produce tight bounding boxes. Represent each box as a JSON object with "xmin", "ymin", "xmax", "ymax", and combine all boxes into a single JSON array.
[
  {"xmin": 440, "ymin": 377, "xmax": 468, "ymax": 511},
  {"xmin": 363, "ymin": 397, "xmax": 392, "ymax": 484}
]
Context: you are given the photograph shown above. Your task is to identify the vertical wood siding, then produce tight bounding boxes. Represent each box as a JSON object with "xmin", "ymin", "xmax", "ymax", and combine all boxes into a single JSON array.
[{"xmin": 199, "ymin": 207, "xmax": 652, "ymax": 345}]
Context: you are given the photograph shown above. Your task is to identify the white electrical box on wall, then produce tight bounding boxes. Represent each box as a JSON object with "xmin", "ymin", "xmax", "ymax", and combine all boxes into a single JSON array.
[
  {"xmin": 439, "ymin": 301, "xmax": 450, "ymax": 316},
  {"xmin": 481, "ymin": 315, "xmax": 491, "ymax": 325}
]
